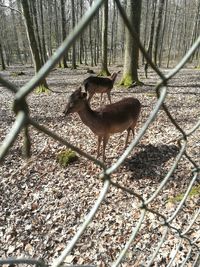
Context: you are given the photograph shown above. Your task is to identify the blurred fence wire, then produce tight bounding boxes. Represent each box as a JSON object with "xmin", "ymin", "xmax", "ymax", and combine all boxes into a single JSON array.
[{"xmin": 0, "ymin": 0, "xmax": 200, "ymax": 266}]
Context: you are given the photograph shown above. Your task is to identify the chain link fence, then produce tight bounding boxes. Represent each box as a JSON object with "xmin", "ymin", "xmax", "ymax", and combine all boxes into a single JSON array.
[{"xmin": 0, "ymin": 0, "xmax": 200, "ymax": 266}]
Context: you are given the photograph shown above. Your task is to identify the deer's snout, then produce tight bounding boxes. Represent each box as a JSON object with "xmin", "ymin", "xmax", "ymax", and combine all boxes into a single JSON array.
[{"xmin": 63, "ymin": 106, "xmax": 70, "ymax": 116}]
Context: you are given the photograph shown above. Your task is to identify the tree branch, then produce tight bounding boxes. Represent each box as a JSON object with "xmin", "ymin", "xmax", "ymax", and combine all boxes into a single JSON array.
[{"xmin": 0, "ymin": 4, "xmax": 22, "ymax": 15}]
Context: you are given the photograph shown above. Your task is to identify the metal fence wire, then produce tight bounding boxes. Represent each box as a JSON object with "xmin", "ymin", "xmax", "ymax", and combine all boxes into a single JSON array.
[{"xmin": 0, "ymin": 0, "xmax": 200, "ymax": 266}]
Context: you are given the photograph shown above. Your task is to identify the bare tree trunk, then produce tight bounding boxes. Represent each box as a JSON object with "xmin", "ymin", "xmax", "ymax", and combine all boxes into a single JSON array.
[
  {"xmin": 16, "ymin": 0, "xmax": 29, "ymax": 63},
  {"xmin": 173, "ymin": 18, "xmax": 183, "ymax": 61},
  {"xmin": 142, "ymin": 0, "xmax": 150, "ymax": 65},
  {"xmin": 21, "ymin": 0, "xmax": 48, "ymax": 89},
  {"xmin": 100, "ymin": 0, "xmax": 110, "ymax": 76},
  {"xmin": 29, "ymin": 0, "xmax": 44, "ymax": 65},
  {"xmin": 10, "ymin": 0, "xmax": 22, "ymax": 64},
  {"xmin": 54, "ymin": 0, "xmax": 61, "ymax": 67},
  {"xmin": 118, "ymin": 0, "xmax": 127, "ymax": 63},
  {"xmin": 113, "ymin": 3, "xmax": 119, "ymax": 64},
  {"xmin": 144, "ymin": 0, "xmax": 157, "ymax": 77},
  {"xmin": 182, "ymin": 0, "xmax": 187, "ymax": 56},
  {"xmin": 96, "ymin": 11, "xmax": 100, "ymax": 64},
  {"xmin": 83, "ymin": 39, "xmax": 88, "ymax": 65},
  {"xmin": 60, "ymin": 0, "xmax": 68, "ymax": 68},
  {"xmin": 109, "ymin": 1, "xmax": 116, "ymax": 65},
  {"xmin": 120, "ymin": 0, "xmax": 143, "ymax": 87},
  {"xmin": 158, "ymin": 0, "xmax": 168, "ymax": 66},
  {"xmin": 79, "ymin": 0, "xmax": 84, "ymax": 65},
  {"xmin": 0, "ymin": 42, "xmax": 6, "ymax": 70},
  {"xmin": 167, "ymin": 0, "xmax": 179, "ymax": 67},
  {"xmin": 89, "ymin": 23, "xmax": 94, "ymax": 66},
  {"xmin": 190, "ymin": 0, "xmax": 200, "ymax": 62},
  {"xmin": 147, "ymin": 0, "xmax": 157, "ymax": 61},
  {"xmin": 71, "ymin": 0, "xmax": 76, "ymax": 69},
  {"xmin": 154, "ymin": 0, "xmax": 165, "ymax": 65},
  {"xmin": 39, "ymin": 0, "xmax": 47, "ymax": 61}
]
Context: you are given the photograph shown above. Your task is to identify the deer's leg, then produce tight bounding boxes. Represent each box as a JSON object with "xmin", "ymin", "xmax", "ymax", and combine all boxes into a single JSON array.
[
  {"xmin": 88, "ymin": 95, "xmax": 92, "ymax": 104},
  {"xmin": 97, "ymin": 136, "xmax": 102, "ymax": 158},
  {"xmin": 131, "ymin": 128, "xmax": 135, "ymax": 138},
  {"xmin": 125, "ymin": 127, "xmax": 135, "ymax": 148},
  {"xmin": 107, "ymin": 91, "xmax": 112, "ymax": 104},
  {"xmin": 100, "ymin": 93, "xmax": 103, "ymax": 104},
  {"xmin": 88, "ymin": 92, "xmax": 94, "ymax": 104},
  {"xmin": 102, "ymin": 135, "xmax": 109, "ymax": 162},
  {"xmin": 125, "ymin": 128, "xmax": 131, "ymax": 148}
]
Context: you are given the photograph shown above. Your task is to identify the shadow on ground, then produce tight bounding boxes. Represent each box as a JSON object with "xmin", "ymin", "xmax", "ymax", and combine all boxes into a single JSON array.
[{"xmin": 123, "ymin": 144, "xmax": 179, "ymax": 181}]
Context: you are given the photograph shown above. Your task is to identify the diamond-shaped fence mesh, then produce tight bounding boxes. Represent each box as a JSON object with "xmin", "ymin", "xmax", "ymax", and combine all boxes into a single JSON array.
[{"xmin": 0, "ymin": 0, "xmax": 199, "ymax": 266}]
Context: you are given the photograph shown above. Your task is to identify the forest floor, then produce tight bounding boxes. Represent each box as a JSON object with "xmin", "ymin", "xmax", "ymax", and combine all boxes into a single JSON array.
[{"xmin": 0, "ymin": 65, "xmax": 200, "ymax": 266}]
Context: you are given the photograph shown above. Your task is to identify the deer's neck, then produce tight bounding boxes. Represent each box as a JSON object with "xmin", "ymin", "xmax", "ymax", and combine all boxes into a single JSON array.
[
  {"xmin": 77, "ymin": 102, "xmax": 100, "ymax": 134},
  {"xmin": 111, "ymin": 73, "xmax": 118, "ymax": 83}
]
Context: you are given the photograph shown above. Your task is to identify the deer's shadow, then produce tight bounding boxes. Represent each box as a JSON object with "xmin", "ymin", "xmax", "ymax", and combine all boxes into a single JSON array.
[{"xmin": 123, "ymin": 144, "xmax": 179, "ymax": 181}]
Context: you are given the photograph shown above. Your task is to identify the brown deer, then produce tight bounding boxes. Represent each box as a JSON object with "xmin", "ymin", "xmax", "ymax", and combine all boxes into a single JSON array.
[
  {"xmin": 83, "ymin": 71, "xmax": 120, "ymax": 104},
  {"xmin": 63, "ymin": 87, "xmax": 141, "ymax": 161}
]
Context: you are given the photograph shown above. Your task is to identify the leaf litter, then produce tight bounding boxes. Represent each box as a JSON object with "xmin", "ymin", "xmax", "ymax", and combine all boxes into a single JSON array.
[{"xmin": 0, "ymin": 66, "xmax": 199, "ymax": 266}]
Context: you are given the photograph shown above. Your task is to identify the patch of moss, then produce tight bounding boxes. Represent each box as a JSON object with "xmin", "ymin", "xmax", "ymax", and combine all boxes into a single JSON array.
[
  {"xmin": 146, "ymin": 92, "xmax": 156, "ymax": 97},
  {"xmin": 168, "ymin": 184, "xmax": 200, "ymax": 204},
  {"xmin": 98, "ymin": 69, "xmax": 111, "ymax": 76},
  {"xmin": 35, "ymin": 86, "xmax": 50, "ymax": 94},
  {"xmin": 57, "ymin": 149, "xmax": 78, "ymax": 167},
  {"xmin": 119, "ymin": 73, "xmax": 144, "ymax": 87},
  {"xmin": 59, "ymin": 62, "xmax": 68, "ymax": 68},
  {"xmin": 120, "ymin": 73, "xmax": 133, "ymax": 87},
  {"xmin": 11, "ymin": 71, "xmax": 26, "ymax": 77}
]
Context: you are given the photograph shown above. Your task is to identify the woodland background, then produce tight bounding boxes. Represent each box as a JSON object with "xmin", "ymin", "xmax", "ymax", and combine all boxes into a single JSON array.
[
  {"xmin": 0, "ymin": 0, "xmax": 199, "ymax": 71},
  {"xmin": 0, "ymin": 0, "xmax": 200, "ymax": 266}
]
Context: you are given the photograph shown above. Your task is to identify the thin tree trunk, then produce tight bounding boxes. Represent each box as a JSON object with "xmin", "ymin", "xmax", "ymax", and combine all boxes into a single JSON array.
[
  {"xmin": 182, "ymin": 0, "xmax": 187, "ymax": 56},
  {"xmin": 39, "ymin": 0, "xmax": 47, "ymax": 61},
  {"xmin": 120, "ymin": 0, "xmax": 143, "ymax": 86},
  {"xmin": 144, "ymin": 0, "xmax": 157, "ymax": 76},
  {"xmin": 0, "ymin": 42, "xmax": 6, "ymax": 70},
  {"xmin": 16, "ymin": 0, "xmax": 29, "ymax": 63},
  {"xmin": 21, "ymin": 0, "xmax": 48, "ymax": 89},
  {"xmin": 174, "ymin": 19, "xmax": 183, "ymax": 61},
  {"xmin": 30, "ymin": 0, "xmax": 44, "ymax": 65},
  {"xmin": 154, "ymin": 0, "xmax": 165, "ymax": 65},
  {"xmin": 147, "ymin": 0, "xmax": 157, "ymax": 61},
  {"xmin": 60, "ymin": 0, "xmax": 68, "ymax": 68},
  {"xmin": 79, "ymin": 0, "xmax": 84, "ymax": 64},
  {"xmin": 54, "ymin": 0, "xmax": 61, "ymax": 67},
  {"xmin": 113, "ymin": 3, "xmax": 118, "ymax": 64},
  {"xmin": 96, "ymin": 10, "xmax": 100, "ymax": 64},
  {"xmin": 10, "ymin": 0, "xmax": 22, "ymax": 63},
  {"xmin": 158, "ymin": 0, "xmax": 168, "ymax": 66},
  {"xmin": 167, "ymin": 0, "xmax": 179, "ymax": 67},
  {"xmin": 89, "ymin": 23, "xmax": 94, "ymax": 66},
  {"xmin": 142, "ymin": 0, "xmax": 150, "ymax": 65},
  {"xmin": 100, "ymin": 0, "xmax": 110, "ymax": 76},
  {"xmin": 109, "ymin": 1, "xmax": 116, "ymax": 65},
  {"xmin": 83, "ymin": 39, "xmax": 88, "ymax": 65},
  {"xmin": 190, "ymin": 0, "xmax": 200, "ymax": 62},
  {"xmin": 71, "ymin": 0, "xmax": 76, "ymax": 69}
]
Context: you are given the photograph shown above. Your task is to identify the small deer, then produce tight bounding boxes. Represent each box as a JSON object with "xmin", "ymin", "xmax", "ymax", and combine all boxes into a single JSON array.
[
  {"xmin": 83, "ymin": 71, "xmax": 120, "ymax": 104},
  {"xmin": 63, "ymin": 87, "xmax": 141, "ymax": 161}
]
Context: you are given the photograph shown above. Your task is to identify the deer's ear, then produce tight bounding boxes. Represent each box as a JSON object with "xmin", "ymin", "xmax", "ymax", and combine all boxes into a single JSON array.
[{"xmin": 82, "ymin": 92, "xmax": 87, "ymax": 98}]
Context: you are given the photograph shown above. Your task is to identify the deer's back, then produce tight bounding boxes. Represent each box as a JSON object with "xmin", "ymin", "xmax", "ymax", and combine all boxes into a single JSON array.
[
  {"xmin": 83, "ymin": 76, "xmax": 113, "ymax": 91},
  {"xmin": 96, "ymin": 98, "xmax": 141, "ymax": 133},
  {"xmin": 101, "ymin": 98, "xmax": 141, "ymax": 116}
]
